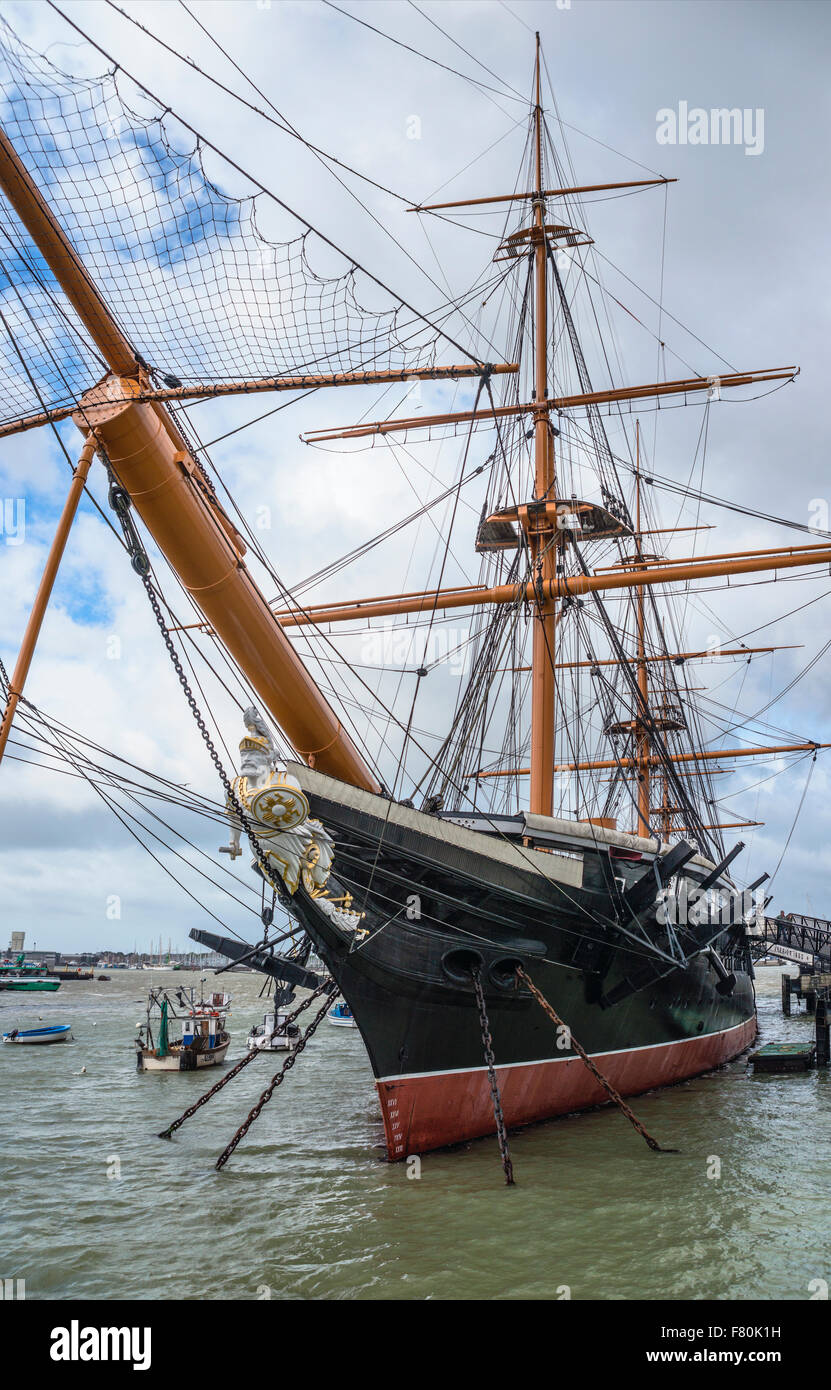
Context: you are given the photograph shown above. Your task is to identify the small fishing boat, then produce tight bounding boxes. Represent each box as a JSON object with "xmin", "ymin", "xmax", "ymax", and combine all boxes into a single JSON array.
[
  {"xmin": 135, "ymin": 985, "xmax": 231, "ymax": 1072},
  {"xmin": 3, "ymin": 1024, "xmax": 72, "ymax": 1044},
  {"xmin": 327, "ymin": 1002, "xmax": 356, "ymax": 1028},
  {"xmin": 247, "ymin": 1010, "xmax": 300, "ymax": 1052}
]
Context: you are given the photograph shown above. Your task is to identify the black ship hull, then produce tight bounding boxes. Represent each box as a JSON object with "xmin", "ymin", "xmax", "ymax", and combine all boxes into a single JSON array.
[{"xmin": 287, "ymin": 766, "xmax": 758, "ymax": 1157}]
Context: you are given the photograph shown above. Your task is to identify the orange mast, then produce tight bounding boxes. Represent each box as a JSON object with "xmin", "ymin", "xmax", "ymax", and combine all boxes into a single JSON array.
[
  {"xmin": 407, "ymin": 176, "xmax": 677, "ymax": 213},
  {"xmin": 301, "ymin": 366, "xmax": 797, "ymax": 443},
  {"xmin": 0, "ymin": 362, "xmax": 519, "ymax": 445},
  {"xmin": 500, "ymin": 645, "xmax": 800, "ymax": 673},
  {"xmin": 528, "ymin": 32, "xmax": 558, "ymax": 817},
  {"xmin": 0, "ymin": 435, "xmax": 96, "ymax": 765},
  {"xmin": 471, "ymin": 740, "xmax": 831, "ymax": 779},
  {"xmin": 634, "ymin": 421, "xmax": 650, "ymax": 836},
  {"xmin": 270, "ymin": 541, "xmax": 831, "ymax": 625}
]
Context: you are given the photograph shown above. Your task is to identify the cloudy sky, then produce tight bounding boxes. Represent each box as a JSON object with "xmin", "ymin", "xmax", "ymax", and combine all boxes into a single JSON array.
[{"xmin": 0, "ymin": 0, "xmax": 829, "ymax": 954}]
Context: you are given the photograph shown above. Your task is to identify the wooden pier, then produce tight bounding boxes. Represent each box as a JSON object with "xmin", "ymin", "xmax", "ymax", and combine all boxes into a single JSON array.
[
  {"xmin": 750, "ymin": 1042, "xmax": 816, "ymax": 1073},
  {"xmin": 754, "ymin": 968, "xmax": 831, "ymax": 1075}
]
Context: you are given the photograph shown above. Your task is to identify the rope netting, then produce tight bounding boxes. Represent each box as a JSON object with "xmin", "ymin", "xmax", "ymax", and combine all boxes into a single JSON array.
[{"xmin": 0, "ymin": 18, "xmax": 442, "ymax": 430}]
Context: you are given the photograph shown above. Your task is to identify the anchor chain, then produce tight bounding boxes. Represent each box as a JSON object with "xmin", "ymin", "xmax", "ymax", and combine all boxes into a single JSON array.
[
  {"xmin": 215, "ymin": 985, "xmax": 339, "ymax": 1171},
  {"xmin": 471, "ymin": 967, "xmax": 515, "ymax": 1186},
  {"xmin": 516, "ymin": 967, "xmax": 679, "ymax": 1155},
  {"xmin": 101, "ymin": 455, "xmax": 276, "ymax": 888},
  {"xmin": 157, "ymin": 976, "xmax": 335, "ymax": 1139}
]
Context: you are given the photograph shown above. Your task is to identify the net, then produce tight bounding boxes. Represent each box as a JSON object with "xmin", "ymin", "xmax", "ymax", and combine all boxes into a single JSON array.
[{"xmin": 0, "ymin": 18, "xmax": 442, "ymax": 432}]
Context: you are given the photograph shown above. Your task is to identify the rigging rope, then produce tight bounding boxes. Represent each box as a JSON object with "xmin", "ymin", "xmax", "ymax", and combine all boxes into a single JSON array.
[{"xmin": 0, "ymin": 11, "xmax": 477, "ymax": 434}]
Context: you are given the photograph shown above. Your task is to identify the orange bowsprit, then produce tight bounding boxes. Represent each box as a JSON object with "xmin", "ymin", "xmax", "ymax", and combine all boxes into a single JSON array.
[
  {"xmin": 0, "ymin": 120, "xmax": 379, "ymax": 792},
  {"xmin": 72, "ymin": 381, "xmax": 380, "ymax": 792}
]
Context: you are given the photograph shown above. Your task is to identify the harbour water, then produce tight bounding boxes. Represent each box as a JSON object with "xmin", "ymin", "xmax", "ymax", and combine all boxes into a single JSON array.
[{"xmin": 1, "ymin": 966, "xmax": 828, "ymax": 1301}]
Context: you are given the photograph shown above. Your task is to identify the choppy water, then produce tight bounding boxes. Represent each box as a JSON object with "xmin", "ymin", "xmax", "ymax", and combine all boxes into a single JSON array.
[{"xmin": 1, "ymin": 966, "xmax": 828, "ymax": 1301}]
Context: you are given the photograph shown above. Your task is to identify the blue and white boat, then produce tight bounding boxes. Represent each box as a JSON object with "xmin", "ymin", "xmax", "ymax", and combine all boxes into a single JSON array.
[
  {"xmin": 136, "ymin": 985, "xmax": 231, "ymax": 1071},
  {"xmin": 3, "ymin": 1024, "xmax": 72, "ymax": 1045},
  {"xmin": 327, "ymin": 1001, "xmax": 356, "ymax": 1028}
]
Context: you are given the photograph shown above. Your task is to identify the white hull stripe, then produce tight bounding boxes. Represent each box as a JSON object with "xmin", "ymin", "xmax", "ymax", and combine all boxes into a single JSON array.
[{"xmin": 376, "ymin": 1014, "xmax": 754, "ymax": 1085}]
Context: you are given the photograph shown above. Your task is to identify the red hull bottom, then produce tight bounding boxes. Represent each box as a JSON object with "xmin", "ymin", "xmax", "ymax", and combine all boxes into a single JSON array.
[{"xmin": 377, "ymin": 1016, "xmax": 758, "ymax": 1158}]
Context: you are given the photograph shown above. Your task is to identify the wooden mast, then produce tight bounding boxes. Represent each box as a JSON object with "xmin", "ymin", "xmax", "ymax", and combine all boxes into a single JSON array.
[
  {"xmin": 0, "ymin": 362, "xmax": 520, "ymax": 445},
  {"xmin": 407, "ymin": 177, "xmax": 677, "ymax": 213},
  {"xmin": 0, "ymin": 435, "xmax": 97, "ymax": 765},
  {"xmin": 301, "ymin": 366, "xmax": 798, "ymax": 443},
  {"xmin": 634, "ymin": 420, "xmax": 650, "ymax": 836},
  {"xmin": 269, "ymin": 541, "xmax": 831, "ymax": 623},
  {"xmin": 528, "ymin": 32, "xmax": 558, "ymax": 817},
  {"xmin": 471, "ymin": 740, "xmax": 831, "ymax": 779}
]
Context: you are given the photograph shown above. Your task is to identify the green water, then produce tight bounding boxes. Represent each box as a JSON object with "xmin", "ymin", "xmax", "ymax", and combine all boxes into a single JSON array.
[{"xmin": 1, "ymin": 967, "xmax": 828, "ymax": 1301}]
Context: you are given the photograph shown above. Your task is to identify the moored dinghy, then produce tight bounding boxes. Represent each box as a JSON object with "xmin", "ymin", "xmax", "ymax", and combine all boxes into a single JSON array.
[
  {"xmin": 327, "ymin": 1002, "xmax": 356, "ymax": 1028},
  {"xmin": 3, "ymin": 1024, "xmax": 72, "ymax": 1044}
]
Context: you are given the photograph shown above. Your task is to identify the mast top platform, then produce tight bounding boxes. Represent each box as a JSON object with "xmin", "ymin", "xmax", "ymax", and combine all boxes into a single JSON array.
[{"xmin": 476, "ymin": 498, "xmax": 630, "ymax": 552}]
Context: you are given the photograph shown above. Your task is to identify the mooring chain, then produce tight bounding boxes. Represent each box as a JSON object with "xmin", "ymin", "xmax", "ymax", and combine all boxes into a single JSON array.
[
  {"xmin": 157, "ymin": 978, "xmax": 334, "ymax": 1140},
  {"xmin": 102, "ymin": 456, "xmax": 275, "ymax": 888},
  {"xmin": 215, "ymin": 987, "xmax": 339, "ymax": 1172},
  {"xmin": 139, "ymin": 575, "xmax": 276, "ymax": 884},
  {"xmin": 471, "ymin": 967, "xmax": 515, "ymax": 1186},
  {"xmin": 516, "ymin": 967, "xmax": 679, "ymax": 1155}
]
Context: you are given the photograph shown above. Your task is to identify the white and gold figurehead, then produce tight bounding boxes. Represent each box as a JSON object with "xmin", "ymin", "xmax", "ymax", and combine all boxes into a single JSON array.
[{"xmin": 220, "ymin": 705, "xmax": 334, "ymax": 895}]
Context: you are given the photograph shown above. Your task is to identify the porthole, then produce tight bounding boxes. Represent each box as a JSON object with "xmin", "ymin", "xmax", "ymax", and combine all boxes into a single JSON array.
[{"xmin": 441, "ymin": 948, "xmax": 484, "ymax": 983}]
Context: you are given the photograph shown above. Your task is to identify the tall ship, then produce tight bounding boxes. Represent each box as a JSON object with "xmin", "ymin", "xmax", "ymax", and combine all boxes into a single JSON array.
[{"xmin": 0, "ymin": 17, "xmax": 826, "ymax": 1158}]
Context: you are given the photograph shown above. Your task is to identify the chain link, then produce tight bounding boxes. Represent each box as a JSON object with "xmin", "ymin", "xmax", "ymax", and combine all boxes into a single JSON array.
[
  {"xmin": 139, "ymin": 574, "xmax": 277, "ymax": 883},
  {"xmin": 471, "ymin": 967, "xmax": 515, "ymax": 1186},
  {"xmin": 157, "ymin": 977, "xmax": 334, "ymax": 1140},
  {"xmin": 516, "ymin": 968, "xmax": 679, "ymax": 1155},
  {"xmin": 215, "ymin": 983, "xmax": 339, "ymax": 1171},
  {"xmin": 100, "ymin": 451, "xmax": 344, "ymax": 1171},
  {"xmin": 101, "ymin": 454, "xmax": 276, "ymax": 888}
]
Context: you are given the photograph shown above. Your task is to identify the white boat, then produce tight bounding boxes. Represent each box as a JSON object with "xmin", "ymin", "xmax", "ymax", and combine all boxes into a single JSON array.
[
  {"xmin": 135, "ymin": 985, "xmax": 231, "ymax": 1072},
  {"xmin": 327, "ymin": 1002, "xmax": 356, "ymax": 1028},
  {"xmin": 3, "ymin": 1024, "xmax": 72, "ymax": 1044},
  {"xmin": 247, "ymin": 1010, "xmax": 300, "ymax": 1052}
]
